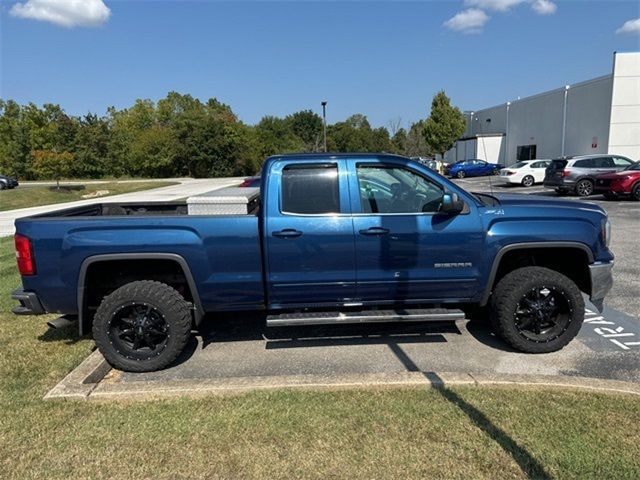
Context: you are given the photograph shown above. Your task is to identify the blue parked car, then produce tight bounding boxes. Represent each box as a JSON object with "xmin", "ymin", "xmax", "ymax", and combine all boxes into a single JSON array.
[{"xmin": 446, "ymin": 159, "xmax": 504, "ymax": 178}]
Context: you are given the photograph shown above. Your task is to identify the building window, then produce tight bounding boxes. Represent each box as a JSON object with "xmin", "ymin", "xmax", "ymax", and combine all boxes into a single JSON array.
[{"xmin": 517, "ymin": 145, "xmax": 537, "ymax": 161}]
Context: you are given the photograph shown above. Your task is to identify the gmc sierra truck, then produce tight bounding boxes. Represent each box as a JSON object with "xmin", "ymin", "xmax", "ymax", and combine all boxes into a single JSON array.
[{"xmin": 12, "ymin": 154, "xmax": 614, "ymax": 372}]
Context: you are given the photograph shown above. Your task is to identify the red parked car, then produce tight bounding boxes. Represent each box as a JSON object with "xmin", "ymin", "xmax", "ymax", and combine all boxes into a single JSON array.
[{"xmin": 595, "ymin": 161, "xmax": 640, "ymax": 200}]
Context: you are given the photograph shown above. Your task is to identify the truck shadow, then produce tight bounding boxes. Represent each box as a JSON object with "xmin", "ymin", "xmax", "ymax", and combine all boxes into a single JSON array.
[
  {"xmin": 198, "ymin": 314, "xmax": 460, "ymax": 351},
  {"xmin": 397, "ymin": 356, "xmax": 550, "ymax": 479}
]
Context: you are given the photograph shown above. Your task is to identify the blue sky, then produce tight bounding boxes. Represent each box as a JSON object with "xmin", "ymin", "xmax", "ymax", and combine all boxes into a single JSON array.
[{"xmin": 1, "ymin": 1, "xmax": 639, "ymax": 128}]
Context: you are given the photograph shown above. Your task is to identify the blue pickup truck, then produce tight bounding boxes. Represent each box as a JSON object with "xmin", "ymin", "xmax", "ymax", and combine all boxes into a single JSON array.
[{"xmin": 12, "ymin": 154, "xmax": 614, "ymax": 371}]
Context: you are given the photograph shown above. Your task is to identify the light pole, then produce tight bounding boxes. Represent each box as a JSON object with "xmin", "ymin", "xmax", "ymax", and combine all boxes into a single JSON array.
[{"xmin": 321, "ymin": 101, "xmax": 327, "ymax": 152}]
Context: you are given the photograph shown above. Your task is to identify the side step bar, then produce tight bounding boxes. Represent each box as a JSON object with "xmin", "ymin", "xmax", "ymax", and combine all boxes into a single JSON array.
[{"xmin": 267, "ymin": 308, "xmax": 466, "ymax": 327}]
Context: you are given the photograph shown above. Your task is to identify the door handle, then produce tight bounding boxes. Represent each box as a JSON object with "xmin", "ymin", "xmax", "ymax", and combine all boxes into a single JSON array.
[
  {"xmin": 272, "ymin": 229, "xmax": 303, "ymax": 238},
  {"xmin": 359, "ymin": 227, "xmax": 390, "ymax": 236}
]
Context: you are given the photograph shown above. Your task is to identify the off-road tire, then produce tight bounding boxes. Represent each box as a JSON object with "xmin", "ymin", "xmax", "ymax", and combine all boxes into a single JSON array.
[
  {"xmin": 490, "ymin": 267, "xmax": 584, "ymax": 353},
  {"xmin": 93, "ymin": 280, "xmax": 192, "ymax": 372},
  {"xmin": 521, "ymin": 175, "xmax": 534, "ymax": 187}
]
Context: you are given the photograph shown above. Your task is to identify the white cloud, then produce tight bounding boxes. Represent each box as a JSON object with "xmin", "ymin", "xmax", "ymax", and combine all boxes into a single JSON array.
[
  {"xmin": 464, "ymin": 0, "xmax": 525, "ymax": 12},
  {"xmin": 443, "ymin": 8, "xmax": 490, "ymax": 34},
  {"xmin": 10, "ymin": 0, "xmax": 111, "ymax": 28},
  {"xmin": 531, "ymin": 0, "xmax": 557, "ymax": 15},
  {"xmin": 464, "ymin": 0, "xmax": 557, "ymax": 15},
  {"xmin": 616, "ymin": 18, "xmax": 640, "ymax": 35}
]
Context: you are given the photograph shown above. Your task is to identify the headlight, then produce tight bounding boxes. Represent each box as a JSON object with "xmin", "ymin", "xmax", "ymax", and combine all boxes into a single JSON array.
[{"xmin": 603, "ymin": 219, "xmax": 611, "ymax": 248}]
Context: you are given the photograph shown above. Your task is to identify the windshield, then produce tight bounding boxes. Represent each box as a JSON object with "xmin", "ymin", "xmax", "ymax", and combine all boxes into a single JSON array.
[{"xmin": 624, "ymin": 161, "xmax": 640, "ymax": 171}]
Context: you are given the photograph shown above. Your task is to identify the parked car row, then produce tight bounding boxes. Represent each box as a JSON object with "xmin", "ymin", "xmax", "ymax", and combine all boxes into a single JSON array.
[
  {"xmin": 0, "ymin": 174, "xmax": 19, "ymax": 190},
  {"xmin": 543, "ymin": 154, "xmax": 637, "ymax": 198}
]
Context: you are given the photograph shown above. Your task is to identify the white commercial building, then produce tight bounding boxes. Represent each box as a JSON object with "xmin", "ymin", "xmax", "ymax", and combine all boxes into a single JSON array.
[{"xmin": 445, "ymin": 51, "xmax": 640, "ymax": 166}]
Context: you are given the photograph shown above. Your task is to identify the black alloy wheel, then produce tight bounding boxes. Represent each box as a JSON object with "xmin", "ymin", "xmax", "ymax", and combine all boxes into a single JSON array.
[
  {"xmin": 108, "ymin": 302, "xmax": 169, "ymax": 361},
  {"xmin": 513, "ymin": 286, "xmax": 571, "ymax": 343}
]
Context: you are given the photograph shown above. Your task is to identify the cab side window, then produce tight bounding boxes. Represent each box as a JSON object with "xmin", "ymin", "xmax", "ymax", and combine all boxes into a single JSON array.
[{"xmin": 356, "ymin": 165, "xmax": 443, "ymax": 214}]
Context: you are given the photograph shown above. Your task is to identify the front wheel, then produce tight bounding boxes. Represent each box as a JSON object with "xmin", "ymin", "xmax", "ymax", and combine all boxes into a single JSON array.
[
  {"xmin": 490, "ymin": 267, "xmax": 584, "ymax": 353},
  {"xmin": 456, "ymin": 171, "xmax": 466, "ymax": 179},
  {"xmin": 632, "ymin": 183, "xmax": 640, "ymax": 201},
  {"xmin": 93, "ymin": 280, "xmax": 193, "ymax": 372}
]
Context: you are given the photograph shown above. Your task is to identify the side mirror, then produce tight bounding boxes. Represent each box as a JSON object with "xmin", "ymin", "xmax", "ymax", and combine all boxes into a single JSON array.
[{"xmin": 440, "ymin": 192, "xmax": 464, "ymax": 214}]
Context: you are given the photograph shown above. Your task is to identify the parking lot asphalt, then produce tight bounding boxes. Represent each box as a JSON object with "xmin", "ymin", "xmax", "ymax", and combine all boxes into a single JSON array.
[{"xmin": 90, "ymin": 175, "xmax": 637, "ymax": 396}]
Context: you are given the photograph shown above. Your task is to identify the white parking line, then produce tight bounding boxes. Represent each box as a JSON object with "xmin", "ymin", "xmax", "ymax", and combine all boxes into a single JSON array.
[{"xmin": 584, "ymin": 309, "xmax": 639, "ymax": 351}]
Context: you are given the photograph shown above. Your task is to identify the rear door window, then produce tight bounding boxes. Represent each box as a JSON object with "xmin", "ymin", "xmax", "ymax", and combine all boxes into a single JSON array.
[{"xmin": 281, "ymin": 164, "xmax": 340, "ymax": 215}]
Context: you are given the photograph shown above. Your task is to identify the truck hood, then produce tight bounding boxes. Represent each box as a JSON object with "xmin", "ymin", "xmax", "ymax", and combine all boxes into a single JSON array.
[{"xmin": 487, "ymin": 193, "xmax": 606, "ymax": 215}]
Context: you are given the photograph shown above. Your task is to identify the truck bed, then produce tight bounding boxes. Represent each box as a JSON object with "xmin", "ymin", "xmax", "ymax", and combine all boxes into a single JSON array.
[{"xmin": 28, "ymin": 202, "xmax": 191, "ymax": 218}]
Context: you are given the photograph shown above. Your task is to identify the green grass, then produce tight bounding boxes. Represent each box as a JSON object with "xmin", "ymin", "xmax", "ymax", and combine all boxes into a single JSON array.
[
  {"xmin": 0, "ymin": 181, "xmax": 178, "ymax": 211},
  {"xmin": 0, "ymin": 237, "xmax": 638, "ymax": 479}
]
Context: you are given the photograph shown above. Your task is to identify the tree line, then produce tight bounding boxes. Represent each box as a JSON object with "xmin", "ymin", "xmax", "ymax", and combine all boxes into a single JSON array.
[{"xmin": 0, "ymin": 91, "xmax": 465, "ymax": 180}]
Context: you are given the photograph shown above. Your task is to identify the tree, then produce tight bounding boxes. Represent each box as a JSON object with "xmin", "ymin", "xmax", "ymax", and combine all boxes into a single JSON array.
[
  {"xmin": 405, "ymin": 121, "xmax": 433, "ymax": 158},
  {"xmin": 422, "ymin": 91, "xmax": 466, "ymax": 158},
  {"xmin": 31, "ymin": 150, "xmax": 75, "ymax": 189},
  {"xmin": 285, "ymin": 110, "xmax": 323, "ymax": 151}
]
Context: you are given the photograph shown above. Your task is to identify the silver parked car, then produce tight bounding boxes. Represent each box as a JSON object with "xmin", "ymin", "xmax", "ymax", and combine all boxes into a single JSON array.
[{"xmin": 543, "ymin": 154, "xmax": 635, "ymax": 196}]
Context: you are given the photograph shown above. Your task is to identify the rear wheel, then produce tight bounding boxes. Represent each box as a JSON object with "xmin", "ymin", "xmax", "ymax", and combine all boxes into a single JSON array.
[
  {"xmin": 575, "ymin": 179, "xmax": 594, "ymax": 197},
  {"xmin": 632, "ymin": 183, "xmax": 640, "ymax": 201},
  {"xmin": 456, "ymin": 171, "xmax": 466, "ymax": 179},
  {"xmin": 521, "ymin": 175, "xmax": 534, "ymax": 187},
  {"xmin": 490, "ymin": 267, "xmax": 584, "ymax": 353},
  {"xmin": 93, "ymin": 280, "xmax": 193, "ymax": 372},
  {"xmin": 492, "ymin": 168, "xmax": 500, "ymax": 176},
  {"xmin": 0, "ymin": 182, "xmax": 6, "ymax": 190}
]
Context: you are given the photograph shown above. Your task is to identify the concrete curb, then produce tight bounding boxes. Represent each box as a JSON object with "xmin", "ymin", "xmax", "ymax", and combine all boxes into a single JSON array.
[
  {"xmin": 44, "ymin": 350, "xmax": 111, "ymax": 400},
  {"xmin": 45, "ymin": 351, "xmax": 640, "ymax": 401}
]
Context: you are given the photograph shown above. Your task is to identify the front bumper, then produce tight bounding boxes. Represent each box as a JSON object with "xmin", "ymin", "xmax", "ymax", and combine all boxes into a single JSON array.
[
  {"xmin": 589, "ymin": 262, "xmax": 614, "ymax": 313},
  {"xmin": 11, "ymin": 287, "xmax": 45, "ymax": 315}
]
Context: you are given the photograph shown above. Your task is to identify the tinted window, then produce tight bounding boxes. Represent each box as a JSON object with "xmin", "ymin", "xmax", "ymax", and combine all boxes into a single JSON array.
[
  {"xmin": 550, "ymin": 159, "xmax": 567, "ymax": 170},
  {"xmin": 511, "ymin": 162, "xmax": 528, "ymax": 169},
  {"xmin": 595, "ymin": 157, "xmax": 614, "ymax": 168},
  {"xmin": 357, "ymin": 165, "xmax": 443, "ymax": 214},
  {"xmin": 281, "ymin": 164, "xmax": 340, "ymax": 214},
  {"xmin": 574, "ymin": 158, "xmax": 596, "ymax": 168}
]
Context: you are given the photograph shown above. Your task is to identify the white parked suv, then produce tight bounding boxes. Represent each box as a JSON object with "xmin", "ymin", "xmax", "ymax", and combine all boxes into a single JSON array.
[{"xmin": 498, "ymin": 160, "xmax": 551, "ymax": 187}]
